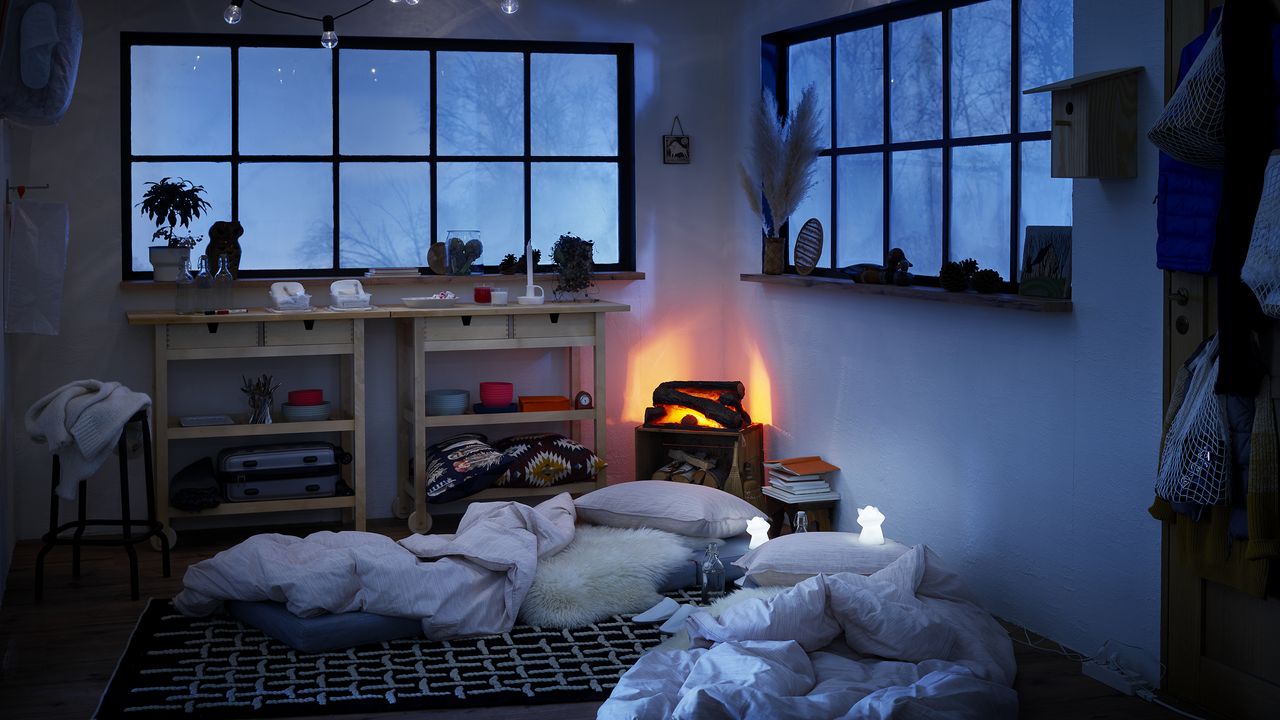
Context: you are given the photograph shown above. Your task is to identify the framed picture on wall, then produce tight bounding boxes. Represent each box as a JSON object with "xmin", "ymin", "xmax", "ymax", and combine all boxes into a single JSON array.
[
  {"xmin": 1019, "ymin": 225, "xmax": 1072, "ymax": 299},
  {"xmin": 663, "ymin": 116, "xmax": 690, "ymax": 164}
]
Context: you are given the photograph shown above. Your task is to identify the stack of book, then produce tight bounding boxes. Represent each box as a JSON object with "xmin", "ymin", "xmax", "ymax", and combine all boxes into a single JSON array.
[{"xmin": 762, "ymin": 456, "xmax": 841, "ymax": 503}]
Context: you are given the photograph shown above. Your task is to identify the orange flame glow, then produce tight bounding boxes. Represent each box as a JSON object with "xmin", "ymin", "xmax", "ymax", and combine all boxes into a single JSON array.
[{"xmin": 649, "ymin": 404, "xmax": 727, "ymax": 429}]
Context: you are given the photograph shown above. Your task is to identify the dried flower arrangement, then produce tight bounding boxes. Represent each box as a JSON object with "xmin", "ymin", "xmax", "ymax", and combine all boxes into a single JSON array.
[{"xmin": 738, "ymin": 86, "xmax": 824, "ymax": 249}]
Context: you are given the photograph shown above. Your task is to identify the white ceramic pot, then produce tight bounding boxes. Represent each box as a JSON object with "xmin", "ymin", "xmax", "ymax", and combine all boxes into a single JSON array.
[{"xmin": 149, "ymin": 246, "xmax": 191, "ymax": 281}]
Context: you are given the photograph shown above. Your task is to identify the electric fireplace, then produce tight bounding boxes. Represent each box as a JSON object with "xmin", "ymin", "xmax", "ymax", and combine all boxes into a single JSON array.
[{"xmin": 636, "ymin": 380, "xmax": 765, "ymax": 510}]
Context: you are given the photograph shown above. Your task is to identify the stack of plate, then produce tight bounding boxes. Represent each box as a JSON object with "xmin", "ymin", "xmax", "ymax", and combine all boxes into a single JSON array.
[
  {"xmin": 281, "ymin": 401, "xmax": 332, "ymax": 422},
  {"xmin": 426, "ymin": 389, "xmax": 469, "ymax": 416}
]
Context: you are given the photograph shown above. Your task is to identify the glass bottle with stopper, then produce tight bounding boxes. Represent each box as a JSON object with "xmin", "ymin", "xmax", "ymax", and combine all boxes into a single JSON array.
[
  {"xmin": 194, "ymin": 256, "xmax": 214, "ymax": 312},
  {"xmin": 175, "ymin": 257, "xmax": 195, "ymax": 314},
  {"xmin": 793, "ymin": 511, "xmax": 810, "ymax": 533},
  {"xmin": 700, "ymin": 543, "xmax": 725, "ymax": 603},
  {"xmin": 213, "ymin": 254, "xmax": 235, "ymax": 310}
]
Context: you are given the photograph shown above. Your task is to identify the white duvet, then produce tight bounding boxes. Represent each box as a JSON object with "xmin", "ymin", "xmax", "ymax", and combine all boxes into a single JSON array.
[
  {"xmin": 174, "ymin": 493, "xmax": 576, "ymax": 639},
  {"xmin": 599, "ymin": 545, "xmax": 1018, "ymax": 720}
]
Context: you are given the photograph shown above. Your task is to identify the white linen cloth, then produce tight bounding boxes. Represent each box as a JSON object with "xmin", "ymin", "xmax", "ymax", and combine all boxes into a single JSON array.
[
  {"xmin": 24, "ymin": 380, "xmax": 151, "ymax": 500},
  {"xmin": 599, "ymin": 545, "xmax": 1018, "ymax": 720},
  {"xmin": 174, "ymin": 493, "xmax": 577, "ymax": 640}
]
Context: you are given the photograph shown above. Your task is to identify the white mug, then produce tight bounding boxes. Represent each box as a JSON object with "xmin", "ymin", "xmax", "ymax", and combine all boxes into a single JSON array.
[{"xmin": 490, "ymin": 289, "xmax": 509, "ymax": 305}]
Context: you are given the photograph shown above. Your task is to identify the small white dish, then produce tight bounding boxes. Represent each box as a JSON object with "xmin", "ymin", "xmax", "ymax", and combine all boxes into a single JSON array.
[
  {"xmin": 327, "ymin": 305, "xmax": 377, "ymax": 312},
  {"xmin": 266, "ymin": 306, "xmax": 313, "ymax": 314},
  {"xmin": 516, "ymin": 295, "xmax": 544, "ymax": 305}
]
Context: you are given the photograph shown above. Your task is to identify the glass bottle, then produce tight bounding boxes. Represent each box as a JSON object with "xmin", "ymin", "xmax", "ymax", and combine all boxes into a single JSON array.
[
  {"xmin": 174, "ymin": 256, "xmax": 195, "ymax": 314},
  {"xmin": 700, "ymin": 543, "xmax": 725, "ymax": 603},
  {"xmin": 194, "ymin": 256, "xmax": 214, "ymax": 312},
  {"xmin": 794, "ymin": 510, "xmax": 810, "ymax": 533},
  {"xmin": 213, "ymin": 254, "xmax": 235, "ymax": 310}
]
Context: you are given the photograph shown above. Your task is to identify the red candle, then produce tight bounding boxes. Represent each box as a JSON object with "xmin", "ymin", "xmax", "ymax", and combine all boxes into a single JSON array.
[{"xmin": 474, "ymin": 285, "xmax": 492, "ymax": 303}]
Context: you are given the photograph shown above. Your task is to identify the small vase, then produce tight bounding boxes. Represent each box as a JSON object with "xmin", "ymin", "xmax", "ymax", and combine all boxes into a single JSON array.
[{"xmin": 763, "ymin": 236, "xmax": 786, "ymax": 275}]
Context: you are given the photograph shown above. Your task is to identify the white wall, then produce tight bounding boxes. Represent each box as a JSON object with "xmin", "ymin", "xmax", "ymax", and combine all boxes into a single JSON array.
[
  {"xmin": 726, "ymin": 0, "xmax": 1165, "ymax": 681},
  {"xmin": 8, "ymin": 0, "xmax": 733, "ymax": 537}
]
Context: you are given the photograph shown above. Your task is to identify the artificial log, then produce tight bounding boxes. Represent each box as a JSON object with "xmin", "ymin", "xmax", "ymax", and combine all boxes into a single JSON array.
[
  {"xmin": 653, "ymin": 380, "xmax": 746, "ymax": 399},
  {"xmin": 651, "ymin": 386, "xmax": 750, "ymax": 429},
  {"xmin": 669, "ymin": 449, "xmax": 715, "ymax": 471}
]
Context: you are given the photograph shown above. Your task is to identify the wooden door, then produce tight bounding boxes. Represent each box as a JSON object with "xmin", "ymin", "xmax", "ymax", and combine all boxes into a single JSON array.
[{"xmin": 1162, "ymin": 3, "xmax": 1280, "ymax": 717}]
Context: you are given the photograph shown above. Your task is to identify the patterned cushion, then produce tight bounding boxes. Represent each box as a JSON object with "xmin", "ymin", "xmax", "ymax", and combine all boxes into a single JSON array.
[
  {"xmin": 493, "ymin": 433, "xmax": 605, "ymax": 488},
  {"xmin": 424, "ymin": 433, "xmax": 516, "ymax": 503}
]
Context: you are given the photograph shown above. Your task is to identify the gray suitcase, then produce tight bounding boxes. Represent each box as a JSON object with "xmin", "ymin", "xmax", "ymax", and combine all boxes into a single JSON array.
[{"xmin": 217, "ymin": 442, "xmax": 350, "ymax": 502}]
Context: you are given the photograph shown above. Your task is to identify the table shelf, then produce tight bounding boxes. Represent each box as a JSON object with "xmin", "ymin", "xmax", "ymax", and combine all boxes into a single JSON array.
[
  {"xmin": 403, "ymin": 409, "xmax": 596, "ymax": 428},
  {"xmin": 167, "ymin": 416, "xmax": 356, "ymax": 440},
  {"xmin": 167, "ymin": 495, "xmax": 356, "ymax": 518}
]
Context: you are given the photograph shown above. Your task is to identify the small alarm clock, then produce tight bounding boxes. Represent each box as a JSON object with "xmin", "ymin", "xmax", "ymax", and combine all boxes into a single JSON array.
[{"xmin": 574, "ymin": 391, "xmax": 594, "ymax": 409}]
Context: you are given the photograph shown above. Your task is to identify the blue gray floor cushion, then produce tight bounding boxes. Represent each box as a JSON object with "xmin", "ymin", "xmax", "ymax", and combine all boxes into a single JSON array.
[{"xmin": 228, "ymin": 532, "xmax": 751, "ymax": 653}]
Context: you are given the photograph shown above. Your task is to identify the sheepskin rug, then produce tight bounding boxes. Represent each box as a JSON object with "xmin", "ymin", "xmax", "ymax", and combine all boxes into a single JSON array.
[{"xmin": 520, "ymin": 524, "xmax": 692, "ymax": 628}]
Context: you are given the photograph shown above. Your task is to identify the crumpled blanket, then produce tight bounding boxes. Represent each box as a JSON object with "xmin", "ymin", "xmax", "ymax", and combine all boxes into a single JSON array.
[
  {"xmin": 599, "ymin": 545, "xmax": 1018, "ymax": 719},
  {"xmin": 174, "ymin": 493, "xmax": 576, "ymax": 639},
  {"xmin": 24, "ymin": 379, "xmax": 151, "ymax": 500}
]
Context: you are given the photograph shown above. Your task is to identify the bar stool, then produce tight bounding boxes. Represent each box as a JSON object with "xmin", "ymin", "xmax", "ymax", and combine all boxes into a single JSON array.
[{"xmin": 34, "ymin": 410, "xmax": 171, "ymax": 601}]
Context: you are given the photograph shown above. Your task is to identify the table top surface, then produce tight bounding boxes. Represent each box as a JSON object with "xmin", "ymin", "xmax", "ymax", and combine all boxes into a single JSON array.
[{"xmin": 126, "ymin": 300, "xmax": 630, "ymax": 325}]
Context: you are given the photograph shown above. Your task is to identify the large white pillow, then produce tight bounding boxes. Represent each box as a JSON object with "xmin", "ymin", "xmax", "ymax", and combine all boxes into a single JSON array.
[
  {"xmin": 733, "ymin": 532, "xmax": 911, "ymax": 586},
  {"xmin": 575, "ymin": 480, "xmax": 762, "ymax": 538}
]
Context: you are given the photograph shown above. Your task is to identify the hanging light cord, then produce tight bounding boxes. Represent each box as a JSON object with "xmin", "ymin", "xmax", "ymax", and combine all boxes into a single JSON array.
[{"xmin": 246, "ymin": 0, "xmax": 377, "ymax": 23}]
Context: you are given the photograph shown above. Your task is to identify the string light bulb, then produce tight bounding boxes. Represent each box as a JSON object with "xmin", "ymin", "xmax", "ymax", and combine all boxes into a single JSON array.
[
  {"xmin": 320, "ymin": 15, "xmax": 339, "ymax": 49},
  {"xmin": 223, "ymin": 0, "xmax": 244, "ymax": 24},
  {"xmin": 500, "ymin": 0, "xmax": 519, "ymax": 14}
]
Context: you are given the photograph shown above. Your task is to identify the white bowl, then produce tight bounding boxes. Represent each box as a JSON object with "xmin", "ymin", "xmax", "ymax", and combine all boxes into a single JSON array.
[{"xmin": 404, "ymin": 296, "xmax": 457, "ymax": 309}]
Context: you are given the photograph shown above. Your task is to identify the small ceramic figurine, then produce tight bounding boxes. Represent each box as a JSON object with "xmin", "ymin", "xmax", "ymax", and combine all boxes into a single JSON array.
[
  {"xmin": 205, "ymin": 220, "xmax": 244, "ymax": 276},
  {"xmin": 857, "ymin": 505, "xmax": 885, "ymax": 545}
]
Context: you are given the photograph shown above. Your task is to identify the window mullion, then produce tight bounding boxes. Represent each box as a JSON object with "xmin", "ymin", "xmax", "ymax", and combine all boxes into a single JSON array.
[
  {"xmin": 332, "ymin": 47, "xmax": 341, "ymax": 272},
  {"xmin": 941, "ymin": 8, "xmax": 952, "ymax": 269},
  {"xmin": 1010, "ymin": 0, "xmax": 1022, "ymax": 282},
  {"xmin": 881, "ymin": 23, "xmax": 891, "ymax": 266},
  {"xmin": 429, "ymin": 49, "xmax": 438, "ymax": 267},
  {"xmin": 523, "ymin": 51, "xmax": 533, "ymax": 274},
  {"xmin": 828, "ymin": 36, "xmax": 838, "ymax": 271}
]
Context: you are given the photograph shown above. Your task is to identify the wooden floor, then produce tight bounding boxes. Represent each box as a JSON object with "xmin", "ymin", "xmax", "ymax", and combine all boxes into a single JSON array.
[{"xmin": 0, "ymin": 520, "xmax": 1189, "ymax": 720}]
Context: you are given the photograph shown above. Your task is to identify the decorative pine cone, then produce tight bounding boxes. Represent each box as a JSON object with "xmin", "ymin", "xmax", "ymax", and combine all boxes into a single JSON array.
[
  {"xmin": 958, "ymin": 258, "xmax": 980, "ymax": 278},
  {"xmin": 972, "ymin": 268, "xmax": 1003, "ymax": 293},
  {"xmin": 939, "ymin": 261, "xmax": 968, "ymax": 292}
]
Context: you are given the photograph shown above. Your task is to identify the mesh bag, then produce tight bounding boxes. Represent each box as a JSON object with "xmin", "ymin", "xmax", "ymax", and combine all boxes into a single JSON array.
[
  {"xmin": 1148, "ymin": 13, "xmax": 1225, "ymax": 168},
  {"xmin": 1156, "ymin": 336, "xmax": 1231, "ymax": 506},
  {"xmin": 1242, "ymin": 151, "xmax": 1280, "ymax": 318}
]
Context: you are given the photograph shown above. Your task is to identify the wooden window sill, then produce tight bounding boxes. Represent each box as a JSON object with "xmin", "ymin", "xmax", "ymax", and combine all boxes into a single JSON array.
[
  {"xmin": 122, "ymin": 271, "xmax": 645, "ymax": 290},
  {"xmin": 740, "ymin": 273, "xmax": 1073, "ymax": 313}
]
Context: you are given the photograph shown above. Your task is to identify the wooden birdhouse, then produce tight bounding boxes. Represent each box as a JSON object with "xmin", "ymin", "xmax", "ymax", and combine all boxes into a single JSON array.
[{"xmin": 1024, "ymin": 67, "xmax": 1144, "ymax": 179}]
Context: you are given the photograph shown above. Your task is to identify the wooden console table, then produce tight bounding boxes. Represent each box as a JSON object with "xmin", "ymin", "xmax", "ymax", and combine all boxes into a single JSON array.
[
  {"xmin": 127, "ymin": 307, "xmax": 381, "ymax": 541},
  {"xmin": 388, "ymin": 301, "xmax": 629, "ymax": 533}
]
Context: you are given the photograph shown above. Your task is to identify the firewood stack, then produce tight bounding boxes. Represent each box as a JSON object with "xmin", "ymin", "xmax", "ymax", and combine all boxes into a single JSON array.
[
  {"xmin": 643, "ymin": 380, "xmax": 752, "ymax": 429},
  {"xmin": 651, "ymin": 449, "xmax": 726, "ymax": 488}
]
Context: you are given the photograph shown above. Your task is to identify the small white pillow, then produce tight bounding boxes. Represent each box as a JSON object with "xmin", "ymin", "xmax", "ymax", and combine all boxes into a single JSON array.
[
  {"xmin": 733, "ymin": 532, "xmax": 911, "ymax": 586},
  {"xmin": 575, "ymin": 480, "xmax": 762, "ymax": 538}
]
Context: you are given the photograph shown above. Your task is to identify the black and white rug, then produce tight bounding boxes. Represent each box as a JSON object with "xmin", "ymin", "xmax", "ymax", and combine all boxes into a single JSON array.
[{"xmin": 96, "ymin": 593, "xmax": 697, "ymax": 719}]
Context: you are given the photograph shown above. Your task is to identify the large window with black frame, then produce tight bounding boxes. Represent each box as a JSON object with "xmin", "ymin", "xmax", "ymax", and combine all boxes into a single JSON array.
[
  {"xmin": 765, "ymin": 0, "xmax": 1072, "ymax": 286},
  {"xmin": 122, "ymin": 34, "xmax": 635, "ymax": 279}
]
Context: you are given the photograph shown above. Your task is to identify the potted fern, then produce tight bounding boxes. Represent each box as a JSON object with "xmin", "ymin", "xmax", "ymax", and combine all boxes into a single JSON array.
[
  {"xmin": 138, "ymin": 177, "xmax": 211, "ymax": 281},
  {"xmin": 739, "ymin": 86, "xmax": 823, "ymax": 274}
]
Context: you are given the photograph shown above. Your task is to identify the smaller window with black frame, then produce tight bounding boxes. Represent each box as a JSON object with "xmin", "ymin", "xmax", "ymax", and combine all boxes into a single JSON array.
[
  {"xmin": 764, "ymin": 0, "xmax": 1073, "ymax": 286},
  {"xmin": 121, "ymin": 33, "xmax": 635, "ymax": 279}
]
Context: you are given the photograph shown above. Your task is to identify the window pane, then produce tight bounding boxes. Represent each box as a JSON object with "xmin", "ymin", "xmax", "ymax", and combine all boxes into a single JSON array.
[
  {"xmin": 437, "ymin": 163, "xmax": 524, "ymax": 262},
  {"xmin": 532, "ymin": 163, "xmax": 620, "ymax": 264},
  {"xmin": 532, "ymin": 54, "xmax": 617, "ymax": 156},
  {"xmin": 836, "ymin": 29, "xmax": 883, "ymax": 147},
  {"xmin": 836, "ymin": 154, "xmax": 883, "ymax": 267},
  {"xmin": 238, "ymin": 163, "xmax": 333, "ymax": 270},
  {"xmin": 951, "ymin": 144, "xmax": 1012, "ymax": 276},
  {"xmin": 339, "ymin": 163, "xmax": 430, "ymax": 268},
  {"xmin": 437, "ymin": 52, "xmax": 523, "ymax": 156},
  {"xmin": 952, "ymin": 0, "xmax": 1012, "ymax": 137},
  {"xmin": 789, "ymin": 157, "xmax": 831, "ymax": 270},
  {"xmin": 239, "ymin": 48, "xmax": 332, "ymax": 155},
  {"xmin": 1019, "ymin": 140, "xmax": 1072, "ymax": 277},
  {"xmin": 789, "ymin": 38, "xmax": 832, "ymax": 145},
  {"xmin": 131, "ymin": 47, "xmax": 230, "ymax": 156},
  {"xmin": 890, "ymin": 149, "xmax": 942, "ymax": 271},
  {"xmin": 1021, "ymin": 0, "xmax": 1073, "ymax": 132},
  {"xmin": 339, "ymin": 50, "xmax": 430, "ymax": 155},
  {"xmin": 130, "ymin": 162, "xmax": 231, "ymax": 273},
  {"xmin": 890, "ymin": 13, "xmax": 942, "ymax": 142}
]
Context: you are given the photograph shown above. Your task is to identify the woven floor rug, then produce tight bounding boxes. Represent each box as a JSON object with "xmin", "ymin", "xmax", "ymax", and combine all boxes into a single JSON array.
[{"xmin": 96, "ymin": 592, "xmax": 697, "ymax": 719}]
